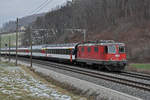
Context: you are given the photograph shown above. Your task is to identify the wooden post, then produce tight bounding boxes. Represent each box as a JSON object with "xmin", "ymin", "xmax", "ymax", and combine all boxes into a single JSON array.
[
  {"xmin": 0, "ymin": 35, "xmax": 1, "ymax": 61},
  {"xmin": 30, "ymin": 27, "xmax": 32, "ymax": 67},
  {"xmin": 9, "ymin": 35, "xmax": 11, "ymax": 62},
  {"xmin": 83, "ymin": 29, "xmax": 86, "ymax": 42},
  {"xmin": 16, "ymin": 18, "xmax": 19, "ymax": 66}
]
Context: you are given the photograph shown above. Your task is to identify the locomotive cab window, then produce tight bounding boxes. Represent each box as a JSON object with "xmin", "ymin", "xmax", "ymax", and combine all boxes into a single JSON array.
[
  {"xmin": 104, "ymin": 46, "xmax": 108, "ymax": 53},
  {"xmin": 119, "ymin": 46, "xmax": 125, "ymax": 53},
  {"xmin": 107, "ymin": 45, "xmax": 116, "ymax": 54}
]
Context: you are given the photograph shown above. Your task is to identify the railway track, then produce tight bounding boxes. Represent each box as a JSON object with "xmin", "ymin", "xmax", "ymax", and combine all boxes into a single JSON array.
[
  {"xmin": 14, "ymin": 57, "xmax": 150, "ymax": 92},
  {"xmin": 120, "ymin": 71, "xmax": 150, "ymax": 81}
]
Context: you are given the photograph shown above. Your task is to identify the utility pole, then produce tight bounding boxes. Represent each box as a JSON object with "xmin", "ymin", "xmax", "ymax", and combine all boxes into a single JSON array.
[
  {"xmin": 16, "ymin": 18, "xmax": 19, "ymax": 66},
  {"xmin": 0, "ymin": 35, "xmax": 1, "ymax": 61},
  {"xmin": 83, "ymin": 29, "xmax": 86, "ymax": 42},
  {"xmin": 30, "ymin": 27, "xmax": 32, "ymax": 67},
  {"xmin": 9, "ymin": 36, "xmax": 11, "ymax": 62}
]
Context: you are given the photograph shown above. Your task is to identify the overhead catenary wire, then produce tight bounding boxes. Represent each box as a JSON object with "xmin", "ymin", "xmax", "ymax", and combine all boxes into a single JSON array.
[
  {"xmin": 31, "ymin": 0, "xmax": 54, "ymax": 15},
  {"xmin": 30, "ymin": 0, "xmax": 49, "ymax": 14}
]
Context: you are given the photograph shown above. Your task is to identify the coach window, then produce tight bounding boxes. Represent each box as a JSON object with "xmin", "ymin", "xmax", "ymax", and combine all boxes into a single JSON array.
[
  {"xmin": 59, "ymin": 49, "xmax": 62, "ymax": 54},
  {"xmin": 62, "ymin": 49, "xmax": 63, "ymax": 54},
  {"xmin": 87, "ymin": 47, "xmax": 91, "ymax": 52},
  {"xmin": 59, "ymin": 49, "xmax": 60, "ymax": 54},
  {"xmin": 68, "ymin": 49, "xmax": 71, "ymax": 54},
  {"xmin": 60, "ymin": 49, "xmax": 62, "ymax": 54},
  {"xmin": 67, "ymin": 49, "xmax": 69, "ymax": 54},
  {"xmin": 56, "ymin": 49, "xmax": 58, "ymax": 54},
  {"xmin": 58, "ymin": 49, "xmax": 60, "ymax": 54},
  {"xmin": 62, "ymin": 49, "xmax": 64, "ymax": 54},
  {"xmin": 65, "ymin": 49, "xmax": 67, "ymax": 54},
  {"xmin": 66, "ymin": 49, "xmax": 68, "ymax": 54},
  {"xmin": 54, "ymin": 49, "xmax": 56, "ymax": 54},
  {"xmin": 61, "ymin": 49, "xmax": 63, "ymax": 54},
  {"xmin": 55, "ymin": 49, "xmax": 57, "ymax": 54},
  {"xmin": 94, "ymin": 47, "xmax": 98, "ymax": 52},
  {"xmin": 55, "ymin": 49, "xmax": 56, "ymax": 54},
  {"xmin": 81, "ymin": 47, "xmax": 84, "ymax": 52},
  {"xmin": 61, "ymin": 49, "xmax": 64, "ymax": 54},
  {"xmin": 53, "ymin": 49, "xmax": 55, "ymax": 54}
]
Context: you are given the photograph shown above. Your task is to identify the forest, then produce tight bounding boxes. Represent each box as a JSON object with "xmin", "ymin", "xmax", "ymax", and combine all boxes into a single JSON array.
[{"xmin": 23, "ymin": 0, "xmax": 150, "ymax": 62}]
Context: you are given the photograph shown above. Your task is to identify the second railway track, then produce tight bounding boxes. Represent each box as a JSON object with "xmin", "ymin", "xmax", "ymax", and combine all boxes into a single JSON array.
[{"xmin": 120, "ymin": 71, "xmax": 150, "ymax": 81}]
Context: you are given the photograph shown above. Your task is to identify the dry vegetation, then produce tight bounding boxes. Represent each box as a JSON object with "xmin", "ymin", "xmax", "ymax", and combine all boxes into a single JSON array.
[
  {"xmin": 0, "ymin": 62, "xmax": 87, "ymax": 100},
  {"xmin": 34, "ymin": 71, "xmax": 99, "ymax": 100}
]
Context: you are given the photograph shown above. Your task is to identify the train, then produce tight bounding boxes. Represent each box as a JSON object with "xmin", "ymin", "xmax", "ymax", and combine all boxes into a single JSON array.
[{"xmin": 1, "ymin": 40, "xmax": 127, "ymax": 71}]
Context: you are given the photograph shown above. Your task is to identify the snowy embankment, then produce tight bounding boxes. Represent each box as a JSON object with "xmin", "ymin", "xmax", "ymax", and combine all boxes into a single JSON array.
[{"xmin": 0, "ymin": 62, "xmax": 86, "ymax": 100}]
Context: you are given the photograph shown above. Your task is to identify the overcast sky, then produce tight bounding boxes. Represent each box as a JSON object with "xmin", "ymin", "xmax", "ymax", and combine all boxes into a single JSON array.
[{"xmin": 0, "ymin": 0, "xmax": 71, "ymax": 28}]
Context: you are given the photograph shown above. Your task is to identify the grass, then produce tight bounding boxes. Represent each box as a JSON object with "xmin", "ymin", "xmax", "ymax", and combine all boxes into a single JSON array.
[
  {"xmin": 130, "ymin": 64, "xmax": 150, "ymax": 69},
  {"xmin": 1, "ymin": 32, "xmax": 24, "ymax": 48},
  {"xmin": 127, "ymin": 63, "xmax": 150, "ymax": 74}
]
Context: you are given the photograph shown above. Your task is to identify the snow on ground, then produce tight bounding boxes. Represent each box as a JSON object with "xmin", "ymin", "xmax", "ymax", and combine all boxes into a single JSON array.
[{"xmin": 0, "ymin": 62, "xmax": 85, "ymax": 100}]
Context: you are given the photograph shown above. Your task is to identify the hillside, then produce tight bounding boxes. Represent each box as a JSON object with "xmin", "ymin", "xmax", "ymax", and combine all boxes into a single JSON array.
[
  {"xmin": 25, "ymin": 0, "xmax": 150, "ymax": 62},
  {"xmin": 2, "ymin": 13, "xmax": 45, "ymax": 32},
  {"xmin": 59, "ymin": 21, "xmax": 150, "ymax": 62}
]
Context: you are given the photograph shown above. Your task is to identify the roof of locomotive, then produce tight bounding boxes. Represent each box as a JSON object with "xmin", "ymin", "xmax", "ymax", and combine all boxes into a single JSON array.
[{"xmin": 78, "ymin": 40, "xmax": 125, "ymax": 46}]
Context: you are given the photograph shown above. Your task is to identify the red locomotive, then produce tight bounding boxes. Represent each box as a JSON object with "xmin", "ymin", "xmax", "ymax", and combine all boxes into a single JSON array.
[
  {"xmin": 76, "ymin": 40, "xmax": 127, "ymax": 71},
  {"xmin": 1, "ymin": 40, "xmax": 127, "ymax": 71}
]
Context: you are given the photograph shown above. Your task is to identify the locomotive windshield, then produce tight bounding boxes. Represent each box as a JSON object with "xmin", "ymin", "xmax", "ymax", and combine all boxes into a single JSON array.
[
  {"xmin": 119, "ymin": 46, "xmax": 125, "ymax": 53},
  {"xmin": 107, "ymin": 45, "xmax": 116, "ymax": 54}
]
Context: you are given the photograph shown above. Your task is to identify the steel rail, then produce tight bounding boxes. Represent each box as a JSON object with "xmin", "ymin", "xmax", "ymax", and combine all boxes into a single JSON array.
[{"xmin": 121, "ymin": 71, "xmax": 150, "ymax": 81}]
